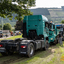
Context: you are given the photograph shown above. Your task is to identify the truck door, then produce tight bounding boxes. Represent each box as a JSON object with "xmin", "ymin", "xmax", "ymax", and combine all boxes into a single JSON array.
[{"xmin": 45, "ymin": 22, "xmax": 49, "ymax": 35}]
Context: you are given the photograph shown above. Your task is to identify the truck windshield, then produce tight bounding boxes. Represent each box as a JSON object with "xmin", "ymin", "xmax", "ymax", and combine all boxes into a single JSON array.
[{"xmin": 49, "ymin": 23, "xmax": 52, "ymax": 29}]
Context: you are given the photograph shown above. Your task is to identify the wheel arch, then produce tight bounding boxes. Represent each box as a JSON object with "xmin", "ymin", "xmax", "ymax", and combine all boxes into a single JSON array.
[{"xmin": 29, "ymin": 41, "xmax": 36, "ymax": 50}]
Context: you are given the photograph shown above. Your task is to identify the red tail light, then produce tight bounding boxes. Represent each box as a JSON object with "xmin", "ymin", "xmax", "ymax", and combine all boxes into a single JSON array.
[
  {"xmin": 21, "ymin": 46, "xmax": 26, "ymax": 48},
  {"xmin": 0, "ymin": 45, "xmax": 3, "ymax": 47}
]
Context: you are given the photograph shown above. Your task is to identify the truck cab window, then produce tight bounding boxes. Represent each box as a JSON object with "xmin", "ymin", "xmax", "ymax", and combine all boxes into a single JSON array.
[
  {"xmin": 49, "ymin": 23, "xmax": 52, "ymax": 29},
  {"xmin": 45, "ymin": 22, "xmax": 48, "ymax": 28}
]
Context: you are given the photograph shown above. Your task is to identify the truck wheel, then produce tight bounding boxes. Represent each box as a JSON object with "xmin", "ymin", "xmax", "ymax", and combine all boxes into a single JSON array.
[
  {"xmin": 27, "ymin": 43, "xmax": 34, "ymax": 57},
  {"xmin": 43, "ymin": 43, "xmax": 49, "ymax": 50},
  {"xmin": 43, "ymin": 41, "xmax": 49, "ymax": 51},
  {"xmin": 53, "ymin": 39, "xmax": 57, "ymax": 45}
]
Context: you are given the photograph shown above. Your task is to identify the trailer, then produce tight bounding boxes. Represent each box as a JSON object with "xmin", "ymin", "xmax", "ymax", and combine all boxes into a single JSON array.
[{"xmin": 0, "ymin": 15, "xmax": 59, "ymax": 57}]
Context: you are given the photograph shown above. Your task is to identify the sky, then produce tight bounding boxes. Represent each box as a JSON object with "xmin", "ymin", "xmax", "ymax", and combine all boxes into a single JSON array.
[{"xmin": 31, "ymin": 0, "xmax": 64, "ymax": 9}]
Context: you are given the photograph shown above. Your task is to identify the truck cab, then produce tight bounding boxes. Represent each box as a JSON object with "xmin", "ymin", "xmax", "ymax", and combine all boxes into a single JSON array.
[
  {"xmin": 23, "ymin": 15, "xmax": 49, "ymax": 40},
  {"xmin": 48, "ymin": 22, "xmax": 58, "ymax": 44}
]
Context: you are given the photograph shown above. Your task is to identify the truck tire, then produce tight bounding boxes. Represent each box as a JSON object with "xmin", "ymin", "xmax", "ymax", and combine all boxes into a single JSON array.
[
  {"xmin": 43, "ymin": 40, "xmax": 49, "ymax": 51},
  {"xmin": 53, "ymin": 38, "xmax": 57, "ymax": 45},
  {"xmin": 27, "ymin": 43, "xmax": 34, "ymax": 57}
]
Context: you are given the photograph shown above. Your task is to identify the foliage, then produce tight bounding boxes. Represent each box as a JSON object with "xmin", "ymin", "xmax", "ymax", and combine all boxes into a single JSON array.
[
  {"xmin": 0, "ymin": 0, "xmax": 35, "ymax": 21},
  {"xmin": 15, "ymin": 20, "xmax": 23, "ymax": 30},
  {"xmin": 61, "ymin": 20, "xmax": 64, "ymax": 24},
  {"xmin": 3, "ymin": 23, "xmax": 12, "ymax": 30},
  {"xmin": 0, "ymin": 24, "xmax": 2, "ymax": 29},
  {"xmin": 11, "ymin": 27, "xmax": 15, "ymax": 31}
]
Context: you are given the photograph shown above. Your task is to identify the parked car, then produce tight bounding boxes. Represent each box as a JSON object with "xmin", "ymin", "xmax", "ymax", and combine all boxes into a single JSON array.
[{"xmin": 15, "ymin": 31, "xmax": 21, "ymax": 35}]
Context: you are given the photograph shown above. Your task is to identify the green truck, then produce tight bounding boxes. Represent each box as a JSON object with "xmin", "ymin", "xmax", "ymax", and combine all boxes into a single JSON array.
[
  {"xmin": 23, "ymin": 15, "xmax": 59, "ymax": 44},
  {"xmin": 48, "ymin": 23, "xmax": 60, "ymax": 45},
  {"xmin": 0, "ymin": 15, "xmax": 59, "ymax": 57}
]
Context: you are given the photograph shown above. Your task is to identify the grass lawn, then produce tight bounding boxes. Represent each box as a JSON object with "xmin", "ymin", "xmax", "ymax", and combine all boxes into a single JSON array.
[
  {"xmin": 0, "ymin": 34, "xmax": 22, "ymax": 40},
  {"xmin": 6, "ymin": 34, "xmax": 23, "ymax": 40}
]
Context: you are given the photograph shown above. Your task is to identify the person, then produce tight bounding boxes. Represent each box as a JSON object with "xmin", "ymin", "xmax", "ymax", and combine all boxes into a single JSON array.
[
  {"xmin": 19, "ymin": 32, "xmax": 21, "ymax": 35},
  {"xmin": 10, "ymin": 31, "xmax": 13, "ymax": 36},
  {"xmin": 58, "ymin": 32, "xmax": 63, "ymax": 46},
  {"xmin": 60, "ymin": 26, "xmax": 63, "ymax": 36}
]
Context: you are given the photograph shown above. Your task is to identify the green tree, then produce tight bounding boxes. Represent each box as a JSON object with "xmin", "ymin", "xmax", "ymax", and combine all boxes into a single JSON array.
[
  {"xmin": 3, "ymin": 23, "xmax": 12, "ymax": 30},
  {"xmin": 61, "ymin": 20, "xmax": 64, "ymax": 24},
  {"xmin": 0, "ymin": 0, "xmax": 35, "ymax": 21}
]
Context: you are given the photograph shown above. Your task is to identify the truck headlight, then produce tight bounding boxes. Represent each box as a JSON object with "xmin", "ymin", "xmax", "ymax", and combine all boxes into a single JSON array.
[{"xmin": 51, "ymin": 38, "xmax": 53, "ymax": 40}]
